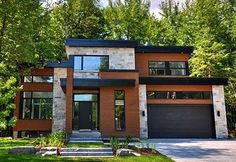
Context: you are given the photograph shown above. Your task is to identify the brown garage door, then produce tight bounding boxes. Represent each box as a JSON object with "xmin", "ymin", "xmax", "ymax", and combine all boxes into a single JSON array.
[{"xmin": 147, "ymin": 104, "xmax": 215, "ymax": 138}]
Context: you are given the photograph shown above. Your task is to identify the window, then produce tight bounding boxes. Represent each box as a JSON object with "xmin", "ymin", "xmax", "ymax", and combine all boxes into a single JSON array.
[
  {"xmin": 148, "ymin": 61, "xmax": 188, "ymax": 76},
  {"xmin": 23, "ymin": 76, "xmax": 53, "ymax": 83},
  {"xmin": 169, "ymin": 62, "xmax": 186, "ymax": 75},
  {"xmin": 22, "ymin": 92, "xmax": 53, "ymax": 119},
  {"xmin": 74, "ymin": 56, "xmax": 109, "ymax": 70},
  {"xmin": 149, "ymin": 61, "xmax": 166, "ymax": 75},
  {"xmin": 114, "ymin": 90, "xmax": 125, "ymax": 131},
  {"xmin": 147, "ymin": 91, "xmax": 212, "ymax": 99}
]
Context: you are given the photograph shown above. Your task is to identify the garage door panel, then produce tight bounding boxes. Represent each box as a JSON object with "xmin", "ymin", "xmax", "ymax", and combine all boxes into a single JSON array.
[{"xmin": 148, "ymin": 104, "xmax": 215, "ymax": 138}]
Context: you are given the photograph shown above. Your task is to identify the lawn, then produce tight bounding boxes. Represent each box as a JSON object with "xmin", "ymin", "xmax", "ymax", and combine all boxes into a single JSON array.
[{"xmin": 0, "ymin": 137, "xmax": 173, "ymax": 162}]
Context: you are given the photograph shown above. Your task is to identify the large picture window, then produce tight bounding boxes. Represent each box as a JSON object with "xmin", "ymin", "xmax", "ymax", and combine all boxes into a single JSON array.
[
  {"xmin": 147, "ymin": 91, "xmax": 212, "ymax": 99},
  {"xmin": 74, "ymin": 56, "xmax": 109, "ymax": 70},
  {"xmin": 22, "ymin": 92, "xmax": 53, "ymax": 119},
  {"xmin": 114, "ymin": 90, "xmax": 125, "ymax": 131},
  {"xmin": 149, "ymin": 61, "xmax": 187, "ymax": 76}
]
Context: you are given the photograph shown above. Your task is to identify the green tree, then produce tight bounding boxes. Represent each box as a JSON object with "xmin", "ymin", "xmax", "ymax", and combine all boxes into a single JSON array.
[{"xmin": 104, "ymin": 0, "xmax": 158, "ymax": 44}]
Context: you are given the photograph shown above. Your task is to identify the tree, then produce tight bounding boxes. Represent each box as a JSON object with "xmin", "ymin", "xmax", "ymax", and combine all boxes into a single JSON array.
[{"xmin": 104, "ymin": 0, "xmax": 158, "ymax": 45}]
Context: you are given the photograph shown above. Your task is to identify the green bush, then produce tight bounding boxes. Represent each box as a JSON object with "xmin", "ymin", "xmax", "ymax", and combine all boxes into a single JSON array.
[
  {"xmin": 109, "ymin": 137, "xmax": 119, "ymax": 150},
  {"xmin": 36, "ymin": 131, "xmax": 66, "ymax": 147},
  {"xmin": 122, "ymin": 135, "xmax": 132, "ymax": 148}
]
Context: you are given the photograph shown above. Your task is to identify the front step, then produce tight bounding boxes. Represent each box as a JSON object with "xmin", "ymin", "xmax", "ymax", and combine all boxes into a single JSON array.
[
  {"xmin": 60, "ymin": 148, "xmax": 114, "ymax": 157},
  {"xmin": 69, "ymin": 130, "xmax": 103, "ymax": 144}
]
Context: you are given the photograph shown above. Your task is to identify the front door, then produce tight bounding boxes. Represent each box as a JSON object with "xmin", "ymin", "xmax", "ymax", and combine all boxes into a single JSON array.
[{"xmin": 78, "ymin": 102, "xmax": 92, "ymax": 129}]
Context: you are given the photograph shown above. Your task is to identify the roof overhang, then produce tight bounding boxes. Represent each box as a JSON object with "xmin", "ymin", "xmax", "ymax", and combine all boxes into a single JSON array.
[
  {"xmin": 139, "ymin": 77, "xmax": 228, "ymax": 85},
  {"xmin": 136, "ymin": 46, "xmax": 193, "ymax": 54},
  {"xmin": 65, "ymin": 38, "xmax": 138, "ymax": 48},
  {"xmin": 60, "ymin": 78, "xmax": 136, "ymax": 88}
]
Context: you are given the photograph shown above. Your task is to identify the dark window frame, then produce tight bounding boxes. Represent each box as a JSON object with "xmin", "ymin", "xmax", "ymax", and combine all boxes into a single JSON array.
[
  {"xmin": 148, "ymin": 61, "xmax": 188, "ymax": 76},
  {"xmin": 74, "ymin": 55, "xmax": 109, "ymax": 71},
  {"xmin": 114, "ymin": 90, "xmax": 126, "ymax": 131},
  {"xmin": 21, "ymin": 91, "xmax": 53, "ymax": 120},
  {"xmin": 23, "ymin": 76, "xmax": 53, "ymax": 83},
  {"xmin": 147, "ymin": 91, "xmax": 212, "ymax": 99}
]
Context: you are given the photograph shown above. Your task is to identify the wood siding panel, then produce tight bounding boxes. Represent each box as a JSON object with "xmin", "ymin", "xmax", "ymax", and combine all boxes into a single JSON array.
[
  {"xmin": 135, "ymin": 53, "xmax": 189, "ymax": 77},
  {"xmin": 99, "ymin": 71, "xmax": 140, "ymax": 138},
  {"xmin": 14, "ymin": 120, "xmax": 52, "ymax": 131}
]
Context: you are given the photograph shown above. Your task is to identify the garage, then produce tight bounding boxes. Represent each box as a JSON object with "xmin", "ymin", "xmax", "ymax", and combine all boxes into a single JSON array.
[{"xmin": 147, "ymin": 104, "xmax": 215, "ymax": 138}]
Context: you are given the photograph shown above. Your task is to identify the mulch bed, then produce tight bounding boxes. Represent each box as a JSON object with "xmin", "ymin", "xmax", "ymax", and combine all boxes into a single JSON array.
[{"xmin": 128, "ymin": 145, "xmax": 161, "ymax": 156}]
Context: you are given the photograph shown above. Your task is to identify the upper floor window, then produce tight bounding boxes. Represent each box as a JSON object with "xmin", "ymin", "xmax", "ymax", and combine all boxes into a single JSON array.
[
  {"xmin": 147, "ymin": 91, "xmax": 212, "ymax": 99},
  {"xmin": 21, "ymin": 92, "xmax": 53, "ymax": 119},
  {"xmin": 23, "ymin": 76, "xmax": 53, "ymax": 83},
  {"xmin": 74, "ymin": 56, "xmax": 109, "ymax": 70},
  {"xmin": 149, "ymin": 61, "xmax": 188, "ymax": 76}
]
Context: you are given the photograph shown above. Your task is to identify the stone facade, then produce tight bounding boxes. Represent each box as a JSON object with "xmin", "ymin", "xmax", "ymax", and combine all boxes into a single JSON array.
[
  {"xmin": 52, "ymin": 68, "xmax": 67, "ymax": 131},
  {"xmin": 66, "ymin": 47, "xmax": 135, "ymax": 70},
  {"xmin": 212, "ymin": 85, "xmax": 228, "ymax": 138},
  {"xmin": 139, "ymin": 85, "xmax": 148, "ymax": 139}
]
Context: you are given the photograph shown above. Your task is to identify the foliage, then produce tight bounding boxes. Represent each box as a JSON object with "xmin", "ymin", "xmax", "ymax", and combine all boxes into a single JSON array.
[
  {"xmin": 109, "ymin": 136, "xmax": 119, "ymax": 150},
  {"xmin": 0, "ymin": 77, "xmax": 21, "ymax": 130},
  {"xmin": 36, "ymin": 131, "xmax": 66, "ymax": 147}
]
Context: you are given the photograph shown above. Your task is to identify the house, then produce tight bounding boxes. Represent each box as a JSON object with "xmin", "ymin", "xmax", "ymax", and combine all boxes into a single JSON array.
[{"xmin": 13, "ymin": 39, "xmax": 228, "ymax": 139}]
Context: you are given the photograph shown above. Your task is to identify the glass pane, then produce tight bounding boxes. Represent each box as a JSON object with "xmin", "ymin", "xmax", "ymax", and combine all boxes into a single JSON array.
[
  {"xmin": 115, "ymin": 105, "xmax": 125, "ymax": 130},
  {"xmin": 32, "ymin": 99, "xmax": 52, "ymax": 119},
  {"xmin": 23, "ymin": 99, "xmax": 31, "ymax": 119},
  {"xmin": 115, "ymin": 91, "xmax": 124, "ymax": 99},
  {"xmin": 83, "ymin": 56, "xmax": 108, "ymax": 70},
  {"xmin": 147, "ymin": 91, "xmax": 155, "ymax": 99},
  {"xmin": 170, "ymin": 69, "xmax": 186, "ymax": 75},
  {"xmin": 115, "ymin": 100, "xmax": 124, "ymax": 106},
  {"xmin": 74, "ymin": 94, "xmax": 97, "ymax": 101},
  {"xmin": 33, "ymin": 76, "xmax": 53, "ymax": 83},
  {"xmin": 92, "ymin": 102, "xmax": 98, "ymax": 130},
  {"xmin": 32, "ymin": 92, "xmax": 53, "ymax": 98},
  {"xmin": 24, "ymin": 76, "xmax": 32, "ymax": 82},
  {"xmin": 23, "ymin": 92, "xmax": 31, "ymax": 98},
  {"xmin": 203, "ymin": 92, "xmax": 212, "ymax": 99},
  {"xmin": 149, "ymin": 69, "xmax": 165, "ymax": 75},
  {"xmin": 32, "ymin": 104, "xmax": 40, "ymax": 119},
  {"xmin": 73, "ymin": 102, "xmax": 80, "ymax": 130},
  {"xmin": 156, "ymin": 92, "xmax": 168, "ymax": 99},
  {"xmin": 74, "ymin": 56, "xmax": 82, "ymax": 70},
  {"xmin": 149, "ymin": 61, "xmax": 165, "ymax": 68},
  {"xmin": 169, "ymin": 62, "xmax": 186, "ymax": 68}
]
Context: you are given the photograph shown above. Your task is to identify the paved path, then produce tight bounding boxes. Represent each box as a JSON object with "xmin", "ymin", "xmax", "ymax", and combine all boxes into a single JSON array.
[{"xmin": 147, "ymin": 139, "xmax": 236, "ymax": 162}]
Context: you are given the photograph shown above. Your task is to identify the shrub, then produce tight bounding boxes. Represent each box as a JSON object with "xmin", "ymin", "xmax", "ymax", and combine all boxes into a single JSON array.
[
  {"xmin": 109, "ymin": 137, "xmax": 119, "ymax": 150},
  {"xmin": 122, "ymin": 135, "xmax": 132, "ymax": 148},
  {"xmin": 36, "ymin": 131, "xmax": 66, "ymax": 147},
  {"xmin": 48, "ymin": 131, "xmax": 66, "ymax": 147}
]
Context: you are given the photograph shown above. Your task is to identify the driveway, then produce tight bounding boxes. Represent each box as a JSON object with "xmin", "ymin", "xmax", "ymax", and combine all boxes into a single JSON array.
[{"xmin": 147, "ymin": 139, "xmax": 236, "ymax": 162}]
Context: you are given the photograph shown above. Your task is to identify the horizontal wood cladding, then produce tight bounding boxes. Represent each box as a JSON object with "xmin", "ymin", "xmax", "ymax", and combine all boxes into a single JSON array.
[
  {"xmin": 31, "ymin": 68, "xmax": 53, "ymax": 76},
  {"xmin": 147, "ymin": 85, "xmax": 213, "ymax": 104},
  {"xmin": 21, "ymin": 83, "xmax": 53, "ymax": 91},
  {"xmin": 135, "ymin": 53, "xmax": 189, "ymax": 77},
  {"xmin": 147, "ymin": 85, "xmax": 212, "ymax": 91},
  {"xmin": 13, "ymin": 120, "xmax": 52, "ymax": 131},
  {"xmin": 100, "ymin": 86, "xmax": 140, "ymax": 138},
  {"xmin": 148, "ymin": 99, "xmax": 213, "ymax": 104}
]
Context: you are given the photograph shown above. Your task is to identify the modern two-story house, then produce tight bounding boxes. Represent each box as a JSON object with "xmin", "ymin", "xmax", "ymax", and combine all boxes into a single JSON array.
[{"xmin": 13, "ymin": 39, "xmax": 228, "ymax": 139}]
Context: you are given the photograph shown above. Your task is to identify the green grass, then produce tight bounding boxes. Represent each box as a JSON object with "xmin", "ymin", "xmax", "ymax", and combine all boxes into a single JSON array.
[
  {"xmin": 0, "ymin": 137, "xmax": 173, "ymax": 162},
  {"xmin": 67, "ymin": 142, "xmax": 106, "ymax": 148}
]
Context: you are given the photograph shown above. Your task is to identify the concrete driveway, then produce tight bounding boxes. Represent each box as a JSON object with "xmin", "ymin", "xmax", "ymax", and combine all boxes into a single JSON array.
[{"xmin": 147, "ymin": 139, "xmax": 236, "ymax": 162}]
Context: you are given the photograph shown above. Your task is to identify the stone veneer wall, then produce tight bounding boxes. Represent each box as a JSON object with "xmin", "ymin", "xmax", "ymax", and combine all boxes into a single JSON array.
[
  {"xmin": 66, "ymin": 47, "xmax": 135, "ymax": 71},
  {"xmin": 139, "ymin": 85, "xmax": 148, "ymax": 139},
  {"xmin": 212, "ymin": 85, "xmax": 228, "ymax": 138},
  {"xmin": 52, "ymin": 68, "xmax": 67, "ymax": 131},
  {"xmin": 73, "ymin": 70, "xmax": 99, "ymax": 78}
]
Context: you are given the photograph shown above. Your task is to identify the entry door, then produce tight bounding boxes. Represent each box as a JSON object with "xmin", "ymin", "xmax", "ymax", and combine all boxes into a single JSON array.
[{"xmin": 78, "ymin": 102, "xmax": 92, "ymax": 129}]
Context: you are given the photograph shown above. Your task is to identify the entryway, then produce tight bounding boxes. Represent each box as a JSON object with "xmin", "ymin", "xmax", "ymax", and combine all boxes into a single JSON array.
[{"xmin": 73, "ymin": 93, "xmax": 99, "ymax": 130}]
